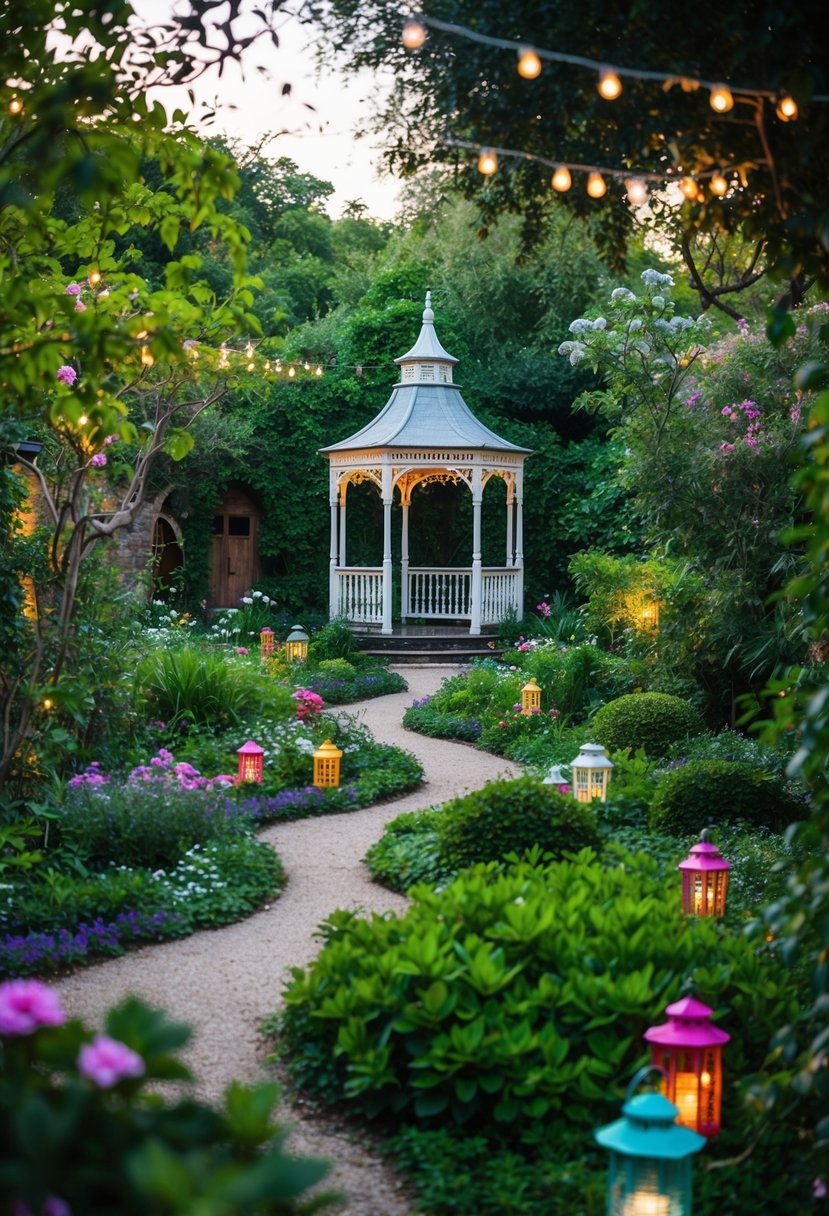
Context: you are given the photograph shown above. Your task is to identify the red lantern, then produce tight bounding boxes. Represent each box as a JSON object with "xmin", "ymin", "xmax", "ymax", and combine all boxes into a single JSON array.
[
  {"xmin": 677, "ymin": 830, "xmax": 732, "ymax": 917},
  {"xmin": 645, "ymin": 997, "xmax": 730, "ymax": 1138},
  {"xmin": 236, "ymin": 740, "xmax": 264, "ymax": 784},
  {"xmin": 260, "ymin": 627, "xmax": 275, "ymax": 658}
]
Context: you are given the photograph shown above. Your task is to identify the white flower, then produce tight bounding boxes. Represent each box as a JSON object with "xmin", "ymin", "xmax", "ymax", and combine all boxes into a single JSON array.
[
  {"xmin": 670, "ymin": 315, "xmax": 693, "ymax": 330},
  {"xmin": 628, "ymin": 318, "xmax": 642, "ymax": 332},
  {"xmin": 591, "ymin": 317, "xmax": 607, "ymax": 330},
  {"xmin": 654, "ymin": 319, "xmax": 672, "ymax": 333},
  {"xmin": 241, "ymin": 596, "xmax": 253, "ymax": 605},
  {"xmin": 610, "ymin": 287, "xmax": 635, "ymax": 303},
  {"xmin": 641, "ymin": 268, "xmax": 674, "ymax": 287},
  {"xmin": 652, "ymin": 295, "xmax": 665, "ymax": 309},
  {"xmin": 568, "ymin": 318, "xmax": 593, "ymax": 335},
  {"xmin": 252, "ymin": 590, "xmax": 263, "ymax": 598}
]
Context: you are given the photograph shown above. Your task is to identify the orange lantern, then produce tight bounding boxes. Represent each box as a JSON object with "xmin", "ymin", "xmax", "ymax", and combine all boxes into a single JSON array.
[
  {"xmin": 313, "ymin": 738, "xmax": 342, "ymax": 788},
  {"xmin": 645, "ymin": 997, "xmax": 730, "ymax": 1138},
  {"xmin": 236, "ymin": 740, "xmax": 264, "ymax": 784},
  {"xmin": 678, "ymin": 831, "xmax": 732, "ymax": 917},
  {"xmin": 521, "ymin": 677, "xmax": 542, "ymax": 715},
  {"xmin": 260, "ymin": 626, "xmax": 275, "ymax": 659}
]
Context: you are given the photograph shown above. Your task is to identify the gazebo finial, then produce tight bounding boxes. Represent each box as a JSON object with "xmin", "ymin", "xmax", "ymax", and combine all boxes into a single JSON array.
[{"xmin": 423, "ymin": 289, "xmax": 433, "ymax": 321}]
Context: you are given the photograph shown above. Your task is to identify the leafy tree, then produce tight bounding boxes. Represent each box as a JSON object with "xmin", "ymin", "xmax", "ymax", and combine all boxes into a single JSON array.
[{"xmin": 304, "ymin": 0, "xmax": 828, "ymax": 302}]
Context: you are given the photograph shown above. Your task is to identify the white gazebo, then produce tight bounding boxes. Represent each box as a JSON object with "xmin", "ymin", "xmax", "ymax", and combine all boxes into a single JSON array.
[{"xmin": 319, "ymin": 292, "xmax": 532, "ymax": 636}]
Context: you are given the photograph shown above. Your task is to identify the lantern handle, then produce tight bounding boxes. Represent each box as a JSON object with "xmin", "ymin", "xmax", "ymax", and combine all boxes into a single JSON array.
[
  {"xmin": 624, "ymin": 1064, "xmax": 667, "ymax": 1104},
  {"xmin": 699, "ymin": 828, "xmax": 711, "ymax": 843}
]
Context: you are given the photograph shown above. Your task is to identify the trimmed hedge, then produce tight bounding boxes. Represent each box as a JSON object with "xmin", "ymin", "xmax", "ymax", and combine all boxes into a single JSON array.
[
  {"xmin": 592, "ymin": 692, "xmax": 705, "ymax": 757},
  {"xmin": 436, "ymin": 776, "xmax": 600, "ymax": 870},
  {"xmin": 649, "ymin": 759, "xmax": 805, "ymax": 835}
]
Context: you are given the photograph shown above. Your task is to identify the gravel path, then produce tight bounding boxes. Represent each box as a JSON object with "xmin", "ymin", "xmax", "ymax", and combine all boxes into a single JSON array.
[{"xmin": 53, "ymin": 666, "xmax": 520, "ymax": 1215}]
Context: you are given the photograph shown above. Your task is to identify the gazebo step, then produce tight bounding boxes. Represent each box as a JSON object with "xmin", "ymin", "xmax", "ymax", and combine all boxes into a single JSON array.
[{"xmin": 361, "ymin": 647, "xmax": 502, "ymax": 664}]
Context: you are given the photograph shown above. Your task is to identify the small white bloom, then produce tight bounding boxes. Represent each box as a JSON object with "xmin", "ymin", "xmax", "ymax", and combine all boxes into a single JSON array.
[
  {"xmin": 652, "ymin": 295, "xmax": 665, "ymax": 309},
  {"xmin": 568, "ymin": 318, "xmax": 593, "ymax": 335},
  {"xmin": 610, "ymin": 287, "xmax": 635, "ymax": 303},
  {"xmin": 591, "ymin": 317, "xmax": 607, "ymax": 330},
  {"xmin": 628, "ymin": 318, "xmax": 642, "ymax": 332},
  {"xmin": 241, "ymin": 596, "xmax": 253, "ymax": 605},
  {"xmin": 252, "ymin": 590, "xmax": 263, "ymax": 598}
]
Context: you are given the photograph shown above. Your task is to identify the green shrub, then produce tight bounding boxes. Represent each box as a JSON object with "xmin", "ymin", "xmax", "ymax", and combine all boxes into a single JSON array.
[
  {"xmin": 306, "ymin": 617, "xmax": 357, "ymax": 662},
  {"xmin": 665, "ymin": 729, "xmax": 794, "ymax": 774},
  {"xmin": 592, "ymin": 692, "xmax": 705, "ymax": 757},
  {"xmin": 649, "ymin": 759, "xmax": 805, "ymax": 835},
  {"xmin": 435, "ymin": 776, "xmax": 600, "ymax": 870},
  {"xmin": 133, "ymin": 645, "xmax": 294, "ymax": 729},
  {"xmin": 315, "ymin": 657, "xmax": 357, "ymax": 680},
  {"xmin": 364, "ymin": 810, "xmax": 450, "ymax": 893}
]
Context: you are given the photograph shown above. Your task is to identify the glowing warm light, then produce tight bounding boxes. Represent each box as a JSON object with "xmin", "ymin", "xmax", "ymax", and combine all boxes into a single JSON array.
[
  {"xmin": 625, "ymin": 177, "xmax": 649, "ymax": 206},
  {"xmin": 288, "ymin": 366, "xmax": 296, "ymax": 378},
  {"xmin": 622, "ymin": 1193, "xmax": 670, "ymax": 1216},
  {"xmin": 477, "ymin": 149, "xmax": 498, "ymax": 176},
  {"xmin": 776, "ymin": 92, "xmax": 798, "ymax": 121},
  {"xmin": 9, "ymin": 96, "xmax": 23, "ymax": 115},
  {"xmin": 43, "ymin": 698, "xmax": 54, "ymax": 711},
  {"xmin": 587, "ymin": 171, "xmax": 607, "ymax": 198},
  {"xmin": 401, "ymin": 19, "xmax": 426, "ymax": 49},
  {"xmin": 78, "ymin": 415, "xmax": 89, "ymax": 426},
  {"xmin": 517, "ymin": 47, "xmax": 542, "ymax": 79},
  {"xmin": 303, "ymin": 361, "xmax": 310, "ymax": 371},
  {"xmin": 551, "ymin": 165, "xmax": 572, "ymax": 192},
  {"xmin": 700, "ymin": 1071, "xmax": 712, "ymax": 1088},
  {"xmin": 218, "ymin": 344, "xmax": 229, "ymax": 369},
  {"xmin": 710, "ymin": 171, "xmax": 728, "ymax": 196},
  {"xmin": 140, "ymin": 346, "xmax": 154, "ymax": 366},
  {"xmin": 88, "ymin": 269, "xmax": 102, "ymax": 286},
  {"xmin": 709, "ymin": 84, "xmax": 734, "ymax": 113},
  {"xmin": 598, "ymin": 68, "xmax": 623, "ymax": 100},
  {"xmin": 245, "ymin": 341, "xmax": 254, "ymax": 358},
  {"xmin": 679, "ymin": 176, "xmax": 699, "ymax": 200},
  {"xmin": 315, "ymin": 366, "xmax": 323, "ymax": 376}
]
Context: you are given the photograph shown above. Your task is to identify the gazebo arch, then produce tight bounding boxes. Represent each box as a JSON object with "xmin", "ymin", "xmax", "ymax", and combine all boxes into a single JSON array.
[{"xmin": 320, "ymin": 293, "xmax": 532, "ymax": 636}]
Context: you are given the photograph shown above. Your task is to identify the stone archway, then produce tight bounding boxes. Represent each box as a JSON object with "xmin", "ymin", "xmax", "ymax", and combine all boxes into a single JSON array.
[{"xmin": 151, "ymin": 514, "xmax": 184, "ymax": 599}]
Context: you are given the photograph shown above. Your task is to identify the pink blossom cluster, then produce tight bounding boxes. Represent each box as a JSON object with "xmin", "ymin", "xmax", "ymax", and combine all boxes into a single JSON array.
[
  {"xmin": 0, "ymin": 979, "xmax": 66, "ymax": 1035},
  {"xmin": 70, "ymin": 752, "xmax": 235, "ymax": 792},
  {"xmin": 67, "ymin": 761, "xmax": 109, "ymax": 789},
  {"xmin": 293, "ymin": 689, "xmax": 324, "ymax": 720},
  {"xmin": 56, "ymin": 365, "xmax": 77, "ymax": 386},
  {"xmin": 89, "ymin": 453, "xmax": 107, "ymax": 468},
  {"xmin": 719, "ymin": 398, "xmax": 763, "ymax": 452},
  {"xmin": 536, "ymin": 601, "xmax": 551, "ymax": 618},
  {"xmin": 78, "ymin": 1034, "xmax": 145, "ymax": 1088}
]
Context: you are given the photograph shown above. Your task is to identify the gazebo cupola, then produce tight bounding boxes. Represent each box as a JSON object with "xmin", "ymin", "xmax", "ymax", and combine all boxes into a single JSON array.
[{"xmin": 320, "ymin": 293, "xmax": 532, "ymax": 636}]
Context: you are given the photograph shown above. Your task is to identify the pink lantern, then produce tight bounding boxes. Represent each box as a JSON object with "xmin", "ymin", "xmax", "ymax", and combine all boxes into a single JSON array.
[
  {"xmin": 236, "ymin": 740, "xmax": 264, "ymax": 784},
  {"xmin": 260, "ymin": 627, "xmax": 275, "ymax": 659},
  {"xmin": 677, "ymin": 830, "xmax": 732, "ymax": 917},
  {"xmin": 645, "ymin": 997, "xmax": 730, "ymax": 1138}
]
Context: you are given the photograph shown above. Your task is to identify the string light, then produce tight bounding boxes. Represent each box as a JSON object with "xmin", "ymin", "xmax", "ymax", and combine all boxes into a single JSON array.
[
  {"xmin": 776, "ymin": 92, "xmax": 798, "ymax": 121},
  {"xmin": 88, "ymin": 269, "xmax": 102, "ymax": 287},
  {"xmin": 551, "ymin": 165, "xmax": 572, "ymax": 192},
  {"xmin": 9, "ymin": 96, "xmax": 23, "ymax": 115},
  {"xmin": 315, "ymin": 365, "xmax": 323, "ymax": 376},
  {"xmin": 625, "ymin": 177, "xmax": 649, "ymax": 206},
  {"xmin": 140, "ymin": 346, "xmax": 154, "ymax": 366},
  {"xmin": 288, "ymin": 366, "xmax": 296, "ymax": 377},
  {"xmin": 709, "ymin": 170, "xmax": 729, "ymax": 196},
  {"xmin": 43, "ymin": 698, "xmax": 54, "ymax": 711},
  {"xmin": 401, "ymin": 19, "xmax": 427, "ymax": 49},
  {"xmin": 709, "ymin": 84, "xmax": 734, "ymax": 113},
  {"xmin": 679, "ymin": 176, "xmax": 700, "ymax": 200},
  {"xmin": 586, "ymin": 171, "xmax": 607, "ymax": 198},
  {"xmin": 517, "ymin": 47, "xmax": 542, "ymax": 79},
  {"xmin": 78, "ymin": 415, "xmax": 89, "ymax": 426},
  {"xmin": 477, "ymin": 149, "xmax": 498, "ymax": 175},
  {"xmin": 598, "ymin": 68, "xmax": 623, "ymax": 100}
]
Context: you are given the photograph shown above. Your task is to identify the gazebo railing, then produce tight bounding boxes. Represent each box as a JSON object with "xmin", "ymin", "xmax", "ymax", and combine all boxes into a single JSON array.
[
  {"xmin": 337, "ymin": 567, "xmax": 383, "ymax": 624},
  {"xmin": 407, "ymin": 567, "xmax": 472, "ymax": 619},
  {"xmin": 482, "ymin": 568, "xmax": 520, "ymax": 624}
]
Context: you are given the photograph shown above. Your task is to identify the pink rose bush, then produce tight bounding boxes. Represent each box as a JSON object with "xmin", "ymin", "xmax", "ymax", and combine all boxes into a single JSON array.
[{"xmin": 293, "ymin": 688, "xmax": 324, "ymax": 721}]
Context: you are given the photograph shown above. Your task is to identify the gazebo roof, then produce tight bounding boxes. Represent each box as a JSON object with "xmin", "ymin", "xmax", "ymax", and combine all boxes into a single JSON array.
[{"xmin": 320, "ymin": 293, "xmax": 532, "ymax": 457}]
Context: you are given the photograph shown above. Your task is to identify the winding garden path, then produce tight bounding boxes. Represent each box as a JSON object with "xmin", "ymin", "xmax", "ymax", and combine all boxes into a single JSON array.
[{"xmin": 54, "ymin": 666, "xmax": 520, "ymax": 1215}]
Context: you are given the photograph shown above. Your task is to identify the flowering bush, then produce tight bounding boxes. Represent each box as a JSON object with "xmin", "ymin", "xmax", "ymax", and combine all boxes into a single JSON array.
[
  {"xmin": 0, "ymin": 981, "xmax": 334, "ymax": 1213},
  {"xmin": 292, "ymin": 688, "xmax": 324, "ymax": 720}
]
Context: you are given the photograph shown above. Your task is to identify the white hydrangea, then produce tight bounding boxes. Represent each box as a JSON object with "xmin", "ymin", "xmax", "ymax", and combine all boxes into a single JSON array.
[
  {"xmin": 568, "ymin": 318, "xmax": 593, "ymax": 335},
  {"xmin": 558, "ymin": 339, "xmax": 588, "ymax": 365},
  {"xmin": 641, "ymin": 268, "xmax": 675, "ymax": 287},
  {"xmin": 591, "ymin": 317, "xmax": 607, "ymax": 330},
  {"xmin": 610, "ymin": 287, "xmax": 636, "ymax": 303},
  {"xmin": 628, "ymin": 318, "xmax": 643, "ymax": 332},
  {"xmin": 670, "ymin": 315, "xmax": 693, "ymax": 331},
  {"xmin": 654, "ymin": 319, "xmax": 672, "ymax": 333},
  {"xmin": 651, "ymin": 295, "xmax": 666, "ymax": 309}
]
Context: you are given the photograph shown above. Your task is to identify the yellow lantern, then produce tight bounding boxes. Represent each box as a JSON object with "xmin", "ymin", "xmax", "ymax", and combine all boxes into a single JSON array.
[
  {"xmin": 571, "ymin": 743, "xmax": 614, "ymax": 802},
  {"xmin": 285, "ymin": 624, "xmax": 309, "ymax": 663},
  {"xmin": 313, "ymin": 738, "xmax": 342, "ymax": 788},
  {"xmin": 640, "ymin": 597, "xmax": 660, "ymax": 631},
  {"xmin": 521, "ymin": 677, "xmax": 542, "ymax": 715}
]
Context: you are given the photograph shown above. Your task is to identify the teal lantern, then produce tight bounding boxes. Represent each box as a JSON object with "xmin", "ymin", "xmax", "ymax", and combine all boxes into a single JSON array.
[{"xmin": 595, "ymin": 1069, "xmax": 705, "ymax": 1216}]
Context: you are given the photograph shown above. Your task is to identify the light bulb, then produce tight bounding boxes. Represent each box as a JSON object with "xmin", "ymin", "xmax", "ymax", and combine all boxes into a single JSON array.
[
  {"xmin": 776, "ymin": 92, "xmax": 798, "ymax": 121},
  {"xmin": 679, "ymin": 176, "xmax": 699, "ymax": 200},
  {"xmin": 598, "ymin": 69, "xmax": 623, "ymax": 100},
  {"xmin": 43, "ymin": 698, "xmax": 54, "ymax": 711},
  {"xmin": 315, "ymin": 366, "xmax": 323, "ymax": 376},
  {"xmin": 710, "ymin": 171, "xmax": 728, "ymax": 196},
  {"xmin": 477, "ymin": 149, "xmax": 498, "ymax": 176},
  {"xmin": 700, "ymin": 1070, "xmax": 712, "ymax": 1087},
  {"xmin": 78, "ymin": 415, "xmax": 89, "ymax": 426},
  {"xmin": 9, "ymin": 96, "xmax": 23, "ymax": 115},
  {"xmin": 587, "ymin": 172, "xmax": 607, "ymax": 199},
  {"xmin": 303, "ymin": 361, "xmax": 310, "ymax": 371},
  {"xmin": 401, "ymin": 20, "xmax": 426, "ymax": 49},
  {"xmin": 709, "ymin": 84, "xmax": 734, "ymax": 113},
  {"xmin": 517, "ymin": 48, "xmax": 542, "ymax": 79},
  {"xmin": 625, "ymin": 177, "xmax": 648, "ymax": 206},
  {"xmin": 88, "ymin": 269, "xmax": 102, "ymax": 286},
  {"xmin": 140, "ymin": 346, "xmax": 154, "ymax": 366},
  {"xmin": 245, "ymin": 342, "xmax": 254, "ymax": 358},
  {"xmin": 551, "ymin": 165, "xmax": 572, "ymax": 192},
  {"xmin": 288, "ymin": 366, "xmax": 296, "ymax": 378}
]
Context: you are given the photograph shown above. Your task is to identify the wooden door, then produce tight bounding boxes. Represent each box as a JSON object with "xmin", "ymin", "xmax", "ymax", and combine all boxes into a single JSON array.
[{"xmin": 209, "ymin": 487, "xmax": 261, "ymax": 607}]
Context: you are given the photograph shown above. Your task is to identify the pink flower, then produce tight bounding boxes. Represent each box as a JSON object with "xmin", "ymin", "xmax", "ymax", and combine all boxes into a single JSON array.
[
  {"xmin": 78, "ymin": 1034, "xmax": 145, "ymax": 1087},
  {"xmin": 536, "ymin": 601, "xmax": 551, "ymax": 618},
  {"xmin": 236, "ymin": 646, "xmax": 249, "ymax": 655},
  {"xmin": 89, "ymin": 453, "xmax": 107, "ymax": 468},
  {"xmin": 74, "ymin": 300, "xmax": 86, "ymax": 312},
  {"xmin": 103, "ymin": 433, "xmax": 119, "ymax": 446},
  {"xmin": 0, "ymin": 980, "xmax": 66, "ymax": 1035},
  {"xmin": 64, "ymin": 282, "xmax": 82, "ymax": 296},
  {"xmin": 556, "ymin": 784, "xmax": 571, "ymax": 795},
  {"xmin": 56, "ymin": 365, "xmax": 77, "ymax": 386}
]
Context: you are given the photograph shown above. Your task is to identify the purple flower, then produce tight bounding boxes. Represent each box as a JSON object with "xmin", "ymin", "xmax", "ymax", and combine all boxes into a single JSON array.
[
  {"xmin": 0, "ymin": 979, "xmax": 66, "ymax": 1034},
  {"xmin": 56, "ymin": 365, "xmax": 77, "ymax": 386},
  {"xmin": 64, "ymin": 282, "xmax": 82, "ymax": 297},
  {"xmin": 89, "ymin": 453, "xmax": 107, "ymax": 468},
  {"xmin": 78, "ymin": 1034, "xmax": 145, "ymax": 1087},
  {"xmin": 43, "ymin": 1199, "xmax": 72, "ymax": 1216}
]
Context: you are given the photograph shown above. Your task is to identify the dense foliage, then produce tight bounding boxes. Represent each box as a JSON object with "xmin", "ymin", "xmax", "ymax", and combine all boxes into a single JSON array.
[{"xmin": 592, "ymin": 692, "xmax": 706, "ymax": 757}]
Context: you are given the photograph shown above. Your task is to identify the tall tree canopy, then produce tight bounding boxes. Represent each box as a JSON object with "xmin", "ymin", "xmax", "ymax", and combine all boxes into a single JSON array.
[{"xmin": 303, "ymin": 0, "xmax": 827, "ymax": 302}]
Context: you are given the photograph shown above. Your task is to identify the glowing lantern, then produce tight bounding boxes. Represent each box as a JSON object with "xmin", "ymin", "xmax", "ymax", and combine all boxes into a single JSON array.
[
  {"xmin": 709, "ymin": 171, "xmax": 728, "ymax": 197},
  {"xmin": 571, "ymin": 743, "xmax": 614, "ymax": 802},
  {"xmin": 521, "ymin": 677, "xmax": 542, "ymax": 715},
  {"xmin": 517, "ymin": 47, "xmax": 542, "ymax": 79},
  {"xmin": 285, "ymin": 624, "xmax": 309, "ymax": 663},
  {"xmin": 587, "ymin": 171, "xmax": 608, "ymax": 198},
  {"xmin": 313, "ymin": 738, "xmax": 342, "ymax": 788},
  {"xmin": 679, "ymin": 177, "xmax": 699, "ymax": 201},
  {"xmin": 551, "ymin": 165, "xmax": 572, "ymax": 193},
  {"xmin": 775, "ymin": 92, "xmax": 798, "ymax": 121},
  {"xmin": 598, "ymin": 68, "xmax": 623, "ymax": 100},
  {"xmin": 625, "ymin": 178, "xmax": 649, "ymax": 206},
  {"xmin": 401, "ymin": 20, "xmax": 426, "ymax": 49},
  {"xmin": 645, "ymin": 997, "xmax": 730, "ymax": 1138},
  {"xmin": 595, "ymin": 1069, "xmax": 705, "ymax": 1216},
  {"xmin": 260, "ymin": 626, "xmax": 275, "ymax": 659},
  {"xmin": 709, "ymin": 84, "xmax": 734, "ymax": 113},
  {"xmin": 640, "ymin": 597, "xmax": 660, "ymax": 631},
  {"xmin": 678, "ymin": 831, "xmax": 732, "ymax": 917},
  {"xmin": 236, "ymin": 740, "xmax": 264, "ymax": 784},
  {"xmin": 478, "ymin": 149, "xmax": 498, "ymax": 176}
]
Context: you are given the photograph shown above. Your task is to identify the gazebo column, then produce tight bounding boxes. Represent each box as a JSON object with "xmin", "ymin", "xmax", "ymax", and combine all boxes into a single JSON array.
[
  {"xmin": 514, "ymin": 466, "xmax": 525, "ymax": 615},
  {"xmin": 400, "ymin": 493, "xmax": 410, "ymax": 618},
  {"xmin": 329, "ymin": 472, "xmax": 340, "ymax": 619},
  {"xmin": 470, "ymin": 465, "xmax": 483, "ymax": 635},
  {"xmin": 381, "ymin": 465, "xmax": 393, "ymax": 635},
  {"xmin": 505, "ymin": 476, "xmax": 515, "ymax": 566},
  {"xmin": 338, "ymin": 486, "xmax": 347, "ymax": 568}
]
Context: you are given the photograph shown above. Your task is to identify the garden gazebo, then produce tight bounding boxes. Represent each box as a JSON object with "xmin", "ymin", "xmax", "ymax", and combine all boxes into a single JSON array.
[{"xmin": 319, "ymin": 293, "xmax": 532, "ymax": 635}]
